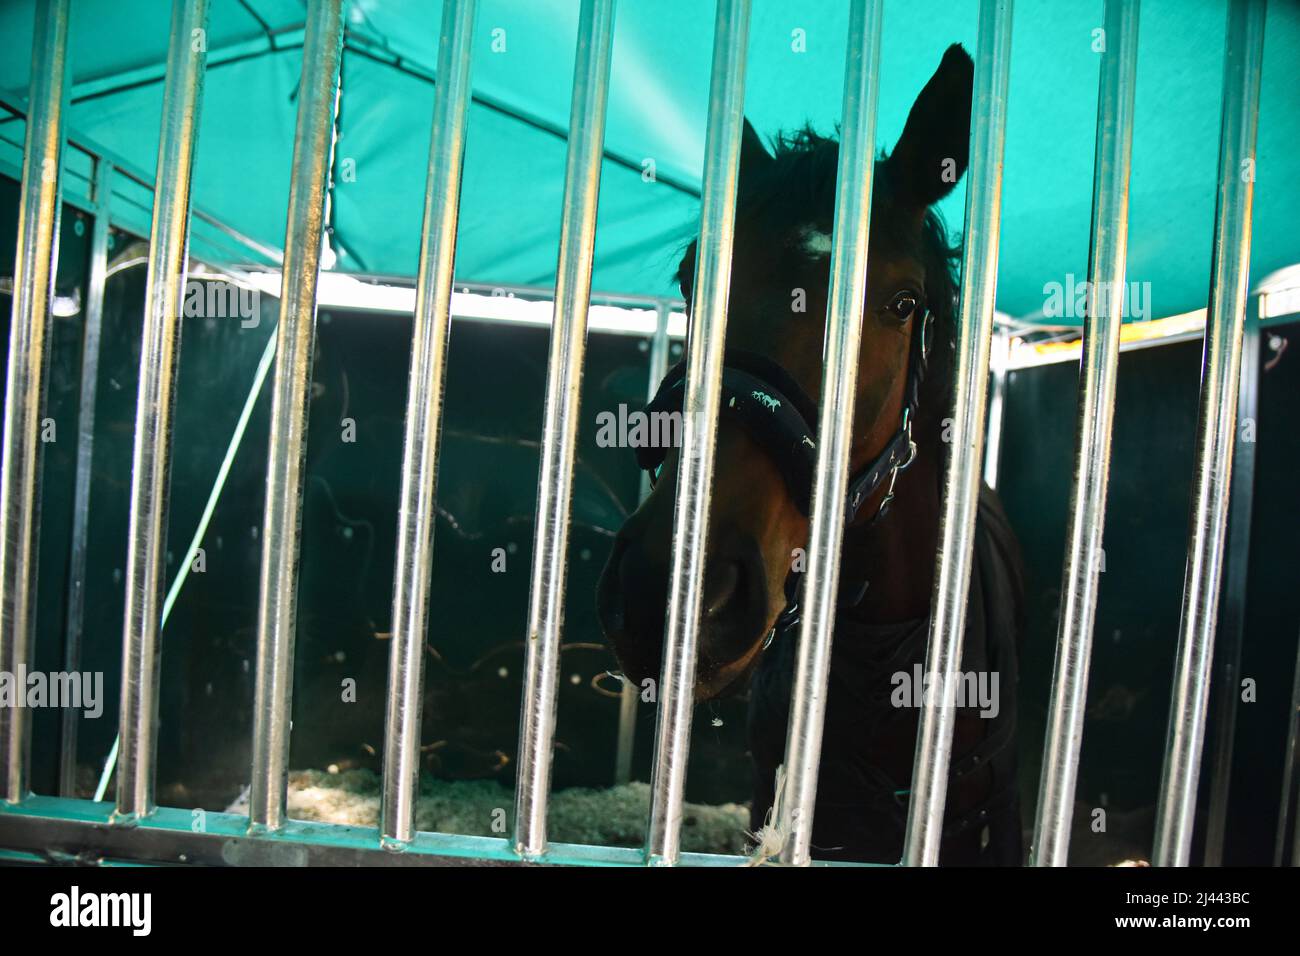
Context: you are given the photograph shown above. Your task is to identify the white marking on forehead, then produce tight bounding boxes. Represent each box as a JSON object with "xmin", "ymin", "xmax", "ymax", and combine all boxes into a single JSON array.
[{"xmin": 800, "ymin": 226, "xmax": 833, "ymax": 258}]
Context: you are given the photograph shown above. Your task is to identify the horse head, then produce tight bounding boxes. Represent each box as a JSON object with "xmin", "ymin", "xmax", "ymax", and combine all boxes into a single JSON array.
[{"xmin": 598, "ymin": 45, "xmax": 973, "ymax": 701}]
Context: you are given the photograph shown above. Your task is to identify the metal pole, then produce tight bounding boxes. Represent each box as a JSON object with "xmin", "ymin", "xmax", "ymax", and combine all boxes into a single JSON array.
[
  {"xmin": 1152, "ymin": 0, "xmax": 1266, "ymax": 868},
  {"xmin": 512, "ymin": 0, "xmax": 617, "ymax": 859},
  {"xmin": 380, "ymin": 0, "xmax": 477, "ymax": 847},
  {"xmin": 58, "ymin": 157, "xmax": 112, "ymax": 797},
  {"xmin": 902, "ymin": 0, "xmax": 1014, "ymax": 868},
  {"xmin": 1202, "ymin": 295, "xmax": 1260, "ymax": 866},
  {"xmin": 1030, "ymin": 0, "xmax": 1140, "ymax": 867},
  {"xmin": 645, "ymin": 0, "xmax": 751, "ymax": 867},
  {"xmin": 247, "ymin": 0, "xmax": 344, "ymax": 831},
  {"xmin": 775, "ymin": 0, "xmax": 884, "ymax": 867},
  {"xmin": 115, "ymin": 0, "xmax": 208, "ymax": 821},
  {"xmin": 0, "ymin": 0, "xmax": 69, "ymax": 805},
  {"xmin": 615, "ymin": 300, "xmax": 673, "ymax": 786}
]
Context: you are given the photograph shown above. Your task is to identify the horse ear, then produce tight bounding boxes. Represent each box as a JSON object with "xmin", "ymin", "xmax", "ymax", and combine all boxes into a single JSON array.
[
  {"xmin": 885, "ymin": 44, "xmax": 974, "ymax": 207},
  {"xmin": 740, "ymin": 117, "xmax": 774, "ymax": 177},
  {"xmin": 678, "ymin": 120, "xmax": 768, "ymax": 305}
]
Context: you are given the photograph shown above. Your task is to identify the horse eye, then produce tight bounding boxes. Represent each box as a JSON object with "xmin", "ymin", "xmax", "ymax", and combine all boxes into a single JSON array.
[{"xmin": 888, "ymin": 292, "xmax": 919, "ymax": 321}]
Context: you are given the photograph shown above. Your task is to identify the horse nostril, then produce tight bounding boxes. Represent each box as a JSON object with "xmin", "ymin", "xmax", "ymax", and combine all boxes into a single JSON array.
[{"xmin": 703, "ymin": 560, "xmax": 743, "ymax": 619}]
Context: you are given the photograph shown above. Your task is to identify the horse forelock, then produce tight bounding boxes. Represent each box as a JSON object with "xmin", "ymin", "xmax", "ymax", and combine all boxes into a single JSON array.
[{"xmin": 673, "ymin": 125, "xmax": 961, "ymax": 414}]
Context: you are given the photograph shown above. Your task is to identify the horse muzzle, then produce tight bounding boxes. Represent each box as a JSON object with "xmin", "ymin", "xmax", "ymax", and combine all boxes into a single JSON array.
[{"xmin": 596, "ymin": 515, "xmax": 773, "ymax": 701}]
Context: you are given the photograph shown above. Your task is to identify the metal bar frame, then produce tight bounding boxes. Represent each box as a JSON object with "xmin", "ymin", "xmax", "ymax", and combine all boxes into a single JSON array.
[
  {"xmin": 381, "ymin": 0, "xmax": 478, "ymax": 847},
  {"xmin": 0, "ymin": 0, "xmax": 1285, "ymax": 875},
  {"xmin": 57, "ymin": 155, "xmax": 112, "ymax": 797},
  {"xmin": 645, "ymin": 0, "xmax": 751, "ymax": 867},
  {"xmin": 512, "ymin": 0, "xmax": 618, "ymax": 859},
  {"xmin": 1030, "ymin": 0, "xmax": 1140, "ymax": 867},
  {"xmin": 902, "ymin": 0, "xmax": 1014, "ymax": 867},
  {"xmin": 775, "ymin": 0, "xmax": 884, "ymax": 867},
  {"xmin": 115, "ymin": 0, "xmax": 209, "ymax": 821},
  {"xmin": 247, "ymin": 0, "xmax": 345, "ymax": 831},
  {"xmin": 1152, "ymin": 0, "xmax": 1266, "ymax": 868},
  {"xmin": 0, "ymin": 795, "xmax": 875, "ymax": 867},
  {"xmin": 0, "ymin": 0, "xmax": 70, "ymax": 805}
]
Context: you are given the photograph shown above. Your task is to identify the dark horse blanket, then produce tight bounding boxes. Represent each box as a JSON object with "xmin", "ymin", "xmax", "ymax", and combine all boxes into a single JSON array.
[{"xmin": 748, "ymin": 485, "xmax": 1025, "ymax": 865}]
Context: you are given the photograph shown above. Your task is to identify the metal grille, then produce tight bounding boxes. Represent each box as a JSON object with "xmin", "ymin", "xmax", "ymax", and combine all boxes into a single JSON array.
[{"xmin": 0, "ymin": 0, "xmax": 1272, "ymax": 867}]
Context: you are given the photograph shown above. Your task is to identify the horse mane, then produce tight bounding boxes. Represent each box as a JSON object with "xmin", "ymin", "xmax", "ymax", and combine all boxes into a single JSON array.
[{"xmin": 676, "ymin": 123, "xmax": 961, "ymax": 425}]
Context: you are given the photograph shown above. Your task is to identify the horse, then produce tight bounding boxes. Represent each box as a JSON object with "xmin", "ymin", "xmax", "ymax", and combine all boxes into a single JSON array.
[{"xmin": 596, "ymin": 44, "xmax": 1026, "ymax": 865}]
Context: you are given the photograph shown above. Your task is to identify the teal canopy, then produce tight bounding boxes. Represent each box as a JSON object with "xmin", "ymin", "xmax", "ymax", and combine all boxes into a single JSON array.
[{"xmin": 1, "ymin": 0, "xmax": 1297, "ymax": 322}]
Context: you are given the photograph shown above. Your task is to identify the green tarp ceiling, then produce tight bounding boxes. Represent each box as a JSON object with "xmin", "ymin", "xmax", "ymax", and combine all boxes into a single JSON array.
[{"xmin": 1, "ymin": 0, "xmax": 1297, "ymax": 323}]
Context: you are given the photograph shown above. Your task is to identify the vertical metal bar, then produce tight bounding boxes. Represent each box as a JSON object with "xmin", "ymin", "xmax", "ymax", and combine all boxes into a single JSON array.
[
  {"xmin": 0, "ymin": 0, "xmax": 69, "ymax": 804},
  {"xmin": 512, "ymin": 0, "xmax": 617, "ymax": 859},
  {"xmin": 247, "ymin": 0, "xmax": 344, "ymax": 831},
  {"xmin": 58, "ymin": 157, "xmax": 112, "ymax": 797},
  {"xmin": 983, "ymin": 327, "xmax": 1010, "ymax": 490},
  {"xmin": 645, "ymin": 0, "xmax": 751, "ymax": 867},
  {"xmin": 615, "ymin": 300, "xmax": 672, "ymax": 786},
  {"xmin": 1152, "ymin": 0, "xmax": 1266, "ymax": 868},
  {"xmin": 1030, "ymin": 0, "xmax": 1140, "ymax": 868},
  {"xmin": 1202, "ymin": 295, "xmax": 1260, "ymax": 866},
  {"xmin": 115, "ymin": 0, "xmax": 208, "ymax": 821},
  {"xmin": 380, "ymin": 0, "xmax": 477, "ymax": 846},
  {"xmin": 902, "ymin": 0, "xmax": 1014, "ymax": 868},
  {"xmin": 775, "ymin": 0, "xmax": 884, "ymax": 868}
]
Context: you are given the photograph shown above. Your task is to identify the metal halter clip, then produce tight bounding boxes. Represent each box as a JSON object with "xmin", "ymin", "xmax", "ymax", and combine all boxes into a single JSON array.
[
  {"xmin": 899, "ymin": 407, "xmax": 916, "ymax": 466},
  {"xmin": 876, "ymin": 409, "xmax": 918, "ymax": 521}
]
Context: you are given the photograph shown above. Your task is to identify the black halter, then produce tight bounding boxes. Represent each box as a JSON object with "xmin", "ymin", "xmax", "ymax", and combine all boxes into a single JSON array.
[{"xmin": 636, "ymin": 309, "xmax": 935, "ymax": 643}]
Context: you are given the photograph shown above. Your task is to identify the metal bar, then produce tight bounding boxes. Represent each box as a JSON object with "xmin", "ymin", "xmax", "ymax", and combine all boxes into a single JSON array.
[
  {"xmin": 58, "ymin": 157, "xmax": 112, "ymax": 797},
  {"xmin": 512, "ymin": 0, "xmax": 617, "ymax": 859},
  {"xmin": 116, "ymin": 0, "xmax": 209, "ymax": 822},
  {"xmin": 0, "ymin": 795, "xmax": 876, "ymax": 868},
  {"xmin": 92, "ymin": 319, "xmax": 278, "ymax": 806},
  {"xmin": 776, "ymin": 0, "xmax": 884, "ymax": 867},
  {"xmin": 1202, "ymin": 295, "xmax": 1260, "ymax": 866},
  {"xmin": 0, "ymin": 0, "xmax": 69, "ymax": 804},
  {"xmin": 901, "ymin": 0, "xmax": 1014, "ymax": 868},
  {"xmin": 614, "ymin": 301, "xmax": 673, "ymax": 786},
  {"xmin": 1152, "ymin": 0, "xmax": 1266, "ymax": 868},
  {"xmin": 1030, "ymin": 0, "xmax": 1140, "ymax": 867},
  {"xmin": 247, "ymin": 0, "xmax": 344, "ymax": 831},
  {"xmin": 380, "ymin": 0, "xmax": 478, "ymax": 847},
  {"xmin": 645, "ymin": 0, "xmax": 751, "ymax": 867}
]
